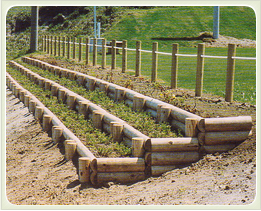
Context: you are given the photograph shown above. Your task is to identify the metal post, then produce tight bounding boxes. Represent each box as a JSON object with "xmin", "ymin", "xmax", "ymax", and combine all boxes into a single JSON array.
[
  {"xmin": 30, "ymin": 6, "xmax": 38, "ymax": 52},
  {"xmin": 213, "ymin": 6, "xmax": 220, "ymax": 39}
]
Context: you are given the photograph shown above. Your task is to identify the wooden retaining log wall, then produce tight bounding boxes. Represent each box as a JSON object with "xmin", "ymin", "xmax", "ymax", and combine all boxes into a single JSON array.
[
  {"xmin": 17, "ymin": 57, "xmax": 253, "ymax": 180},
  {"xmin": 22, "ymin": 57, "xmax": 253, "ymax": 154},
  {"xmin": 22, "ymin": 56, "xmax": 202, "ymax": 136},
  {"xmin": 10, "ymin": 60, "xmax": 150, "ymax": 157}
]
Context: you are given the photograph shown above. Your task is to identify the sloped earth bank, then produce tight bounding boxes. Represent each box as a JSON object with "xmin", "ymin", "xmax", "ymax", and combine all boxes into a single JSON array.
[{"xmin": 5, "ymin": 55, "xmax": 257, "ymax": 205}]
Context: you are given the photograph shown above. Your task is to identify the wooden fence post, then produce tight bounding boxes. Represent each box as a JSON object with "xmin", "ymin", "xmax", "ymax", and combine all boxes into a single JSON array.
[
  {"xmin": 111, "ymin": 39, "xmax": 116, "ymax": 70},
  {"xmin": 62, "ymin": 36, "xmax": 65, "ymax": 57},
  {"xmin": 93, "ymin": 38, "xmax": 97, "ymax": 66},
  {"xmin": 79, "ymin": 157, "xmax": 91, "ymax": 183},
  {"xmin": 54, "ymin": 36, "xmax": 57, "ymax": 56},
  {"xmin": 47, "ymin": 35, "xmax": 49, "ymax": 54},
  {"xmin": 50, "ymin": 36, "xmax": 53, "ymax": 55},
  {"xmin": 102, "ymin": 38, "xmax": 106, "ymax": 69},
  {"xmin": 86, "ymin": 37, "xmax": 90, "ymax": 65},
  {"xmin": 225, "ymin": 44, "xmax": 237, "ymax": 102},
  {"xmin": 151, "ymin": 42, "xmax": 158, "ymax": 82},
  {"xmin": 135, "ymin": 41, "xmax": 141, "ymax": 77},
  {"xmin": 58, "ymin": 36, "xmax": 61, "ymax": 56},
  {"xmin": 78, "ymin": 37, "xmax": 82, "ymax": 62},
  {"xmin": 122, "ymin": 40, "xmax": 127, "ymax": 73},
  {"xmin": 43, "ymin": 35, "xmax": 46, "ymax": 52},
  {"xmin": 195, "ymin": 43, "xmax": 205, "ymax": 97},
  {"xmin": 67, "ymin": 36, "xmax": 70, "ymax": 59},
  {"xmin": 171, "ymin": 43, "xmax": 179, "ymax": 89},
  {"xmin": 73, "ymin": 37, "xmax": 76, "ymax": 59}
]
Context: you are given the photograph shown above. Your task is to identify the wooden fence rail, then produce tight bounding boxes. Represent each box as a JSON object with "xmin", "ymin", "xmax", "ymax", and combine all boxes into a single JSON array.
[{"xmin": 41, "ymin": 35, "xmax": 256, "ymax": 103}]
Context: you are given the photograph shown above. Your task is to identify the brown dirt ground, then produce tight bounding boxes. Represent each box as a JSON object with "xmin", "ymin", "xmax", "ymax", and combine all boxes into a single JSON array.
[{"xmin": 5, "ymin": 52, "xmax": 257, "ymax": 206}]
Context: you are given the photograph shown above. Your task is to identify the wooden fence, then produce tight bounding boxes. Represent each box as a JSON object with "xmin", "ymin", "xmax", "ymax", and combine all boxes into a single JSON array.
[{"xmin": 41, "ymin": 35, "xmax": 256, "ymax": 103}]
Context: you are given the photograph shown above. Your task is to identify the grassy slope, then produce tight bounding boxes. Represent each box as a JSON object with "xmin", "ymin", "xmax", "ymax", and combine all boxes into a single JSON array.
[
  {"xmin": 6, "ymin": 6, "xmax": 256, "ymax": 104},
  {"xmin": 103, "ymin": 6, "xmax": 256, "ymax": 49}
]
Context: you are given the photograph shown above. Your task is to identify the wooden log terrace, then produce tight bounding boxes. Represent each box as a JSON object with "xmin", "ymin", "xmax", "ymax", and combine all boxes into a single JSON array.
[{"xmin": 6, "ymin": 57, "xmax": 253, "ymax": 186}]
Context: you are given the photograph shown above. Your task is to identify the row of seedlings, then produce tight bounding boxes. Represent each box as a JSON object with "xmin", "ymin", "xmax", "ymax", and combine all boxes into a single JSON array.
[
  {"xmin": 22, "ymin": 56, "xmax": 253, "ymax": 177},
  {"xmin": 6, "ymin": 72, "xmax": 95, "ymax": 183},
  {"xmin": 9, "ymin": 60, "xmax": 150, "ymax": 185}
]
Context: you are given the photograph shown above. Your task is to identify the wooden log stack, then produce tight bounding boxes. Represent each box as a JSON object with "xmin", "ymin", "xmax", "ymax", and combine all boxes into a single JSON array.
[
  {"xmin": 144, "ymin": 137, "xmax": 200, "ymax": 176},
  {"xmin": 197, "ymin": 116, "xmax": 252, "ymax": 154}
]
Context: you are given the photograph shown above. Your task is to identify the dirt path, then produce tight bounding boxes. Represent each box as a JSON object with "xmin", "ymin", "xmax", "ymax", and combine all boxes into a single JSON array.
[{"xmin": 5, "ymin": 80, "xmax": 257, "ymax": 205}]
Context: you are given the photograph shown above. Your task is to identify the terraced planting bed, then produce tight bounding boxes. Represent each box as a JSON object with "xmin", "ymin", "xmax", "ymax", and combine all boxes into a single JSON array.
[{"xmin": 6, "ymin": 56, "xmax": 253, "ymax": 186}]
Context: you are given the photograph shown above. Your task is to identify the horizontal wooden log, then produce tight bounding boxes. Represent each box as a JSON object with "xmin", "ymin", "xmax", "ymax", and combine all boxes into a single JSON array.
[
  {"xmin": 170, "ymin": 106, "xmax": 201, "ymax": 124},
  {"xmin": 145, "ymin": 151, "xmax": 199, "ymax": 166},
  {"xmin": 198, "ymin": 116, "xmax": 252, "ymax": 132},
  {"xmin": 198, "ymin": 130, "xmax": 252, "ymax": 145},
  {"xmin": 201, "ymin": 144, "xmax": 237, "ymax": 154},
  {"xmin": 125, "ymin": 99, "xmax": 133, "ymax": 108},
  {"xmin": 171, "ymin": 119, "xmax": 185, "ymax": 134},
  {"xmin": 145, "ymin": 109, "xmax": 157, "ymax": 118},
  {"xmin": 151, "ymin": 165, "xmax": 178, "ymax": 177},
  {"xmin": 90, "ymin": 157, "xmax": 145, "ymax": 173},
  {"xmin": 145, "ymin": 137, "xmax": 199, "ymax": 152},
  {"xmin": 91, "ymin": 171, "xmax": 146, "ymax": 186}
]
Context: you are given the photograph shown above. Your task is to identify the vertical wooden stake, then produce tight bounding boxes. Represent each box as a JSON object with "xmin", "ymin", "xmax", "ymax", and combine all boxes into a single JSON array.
[
  {"xmin": 79, "ymin": 101, "xmax": 89, "ymax": 119},
  {"xmin": 67, "ymin": 94, "xmax": 76, "ymax": 110},
  {"xmin": 62, "ymin": 36, "xmax": 65, "ymax": 57},
  {"xmin": 51, "ymin": 84, "xmax": 59, "ymax": 96},
  {"xmin": 93, "ymin": 38, "xmax": 97, "ymax": 66},
  {"xmin": 45, "ymin": 81, "xmax": 51, "ymax": 91},
  {"xmin": 151, "ymin": 42, "xmax": 158, "ymax": 82},
  {"xmin": 135, "ymin": 41, "xmax": 141, "ymax": 77},
  {"xmin": 133, "ymin": 95, "xmax": 145, "ymax": 111},
  {"xmin": 67, "ymin": 36, "xmax": 70, "ymax": 59},
  {"xmin": 19, "ymin": 90, "xmax": 26, "ymax": 103},
  {"xmin": 86, "ymin": 37, "xmax": 90, "ymax": 65},
  {"xmin": 92, "ymin": 110, "xmax": 104, "ymax": 130},
  {"xmin": 122, "ymin": 40, "xmax": 127, "ymax": 73},
  {"xmin": 54, "ymin": 36, "xmax": 57, "ymax": 56},
  {"xmin": 52, "ymin": 126, "xmax": 63, "ymax": 143},
  {"xmin": 73, "ymin": 37, "xmax": 76, "ymax": 59},
  {"xmin": 64, "ymin": 140, "xmax": 77, "ymax": 160},
  {"xmin": 24, "ymin": 95, "xmax": 31, "ymax": 107},
  {"xmin": 195, "ymin": 43, "xmax": 205, "ymax": 97},
  {"xmin": 225, "ymin": 44, "xmax": 237, "ymax": 102},
  {"xmin": 78, "ymin": 37, "xmax": 82, "ymax": 62},
  {"xmin": 58, "ymin": 36, "xmax": 61, "ymax": 56},
  {"xmin": 159, "ymin": 106, "xmax": 171, "ymax": 123},
  {"xmin": 79, "ymin": 157, "xmax": 91, "ymax": 183},
  {"xmin": 44, "ymin": 35, "xmax": 46, "ymax": 52},
  {"xmin": 47, "ymin": 35, "xmax": 50, "ymax": 54},
  {"xmin": 101, "ymin": 38, "xmax": 106, "ymax": 69},
  {"xmin": 171, "ymin": 43, "xmax": 179, "ymax": 89},
  {"xmin": 29, "ymin": 99, "xmax": 37, "ymax": 114},
  {"xmin": 35, "ymin": 106, "xmax": 44, "ymax": 121},
  {"xmin": 111, "ymin": 39, "xmax": 116, "ymax": 70},
  {"xmin": 112, "ymin": 123, "xmax": 124, "ymax": 143},
  {"xmin": 43, "ymin": 115, "xmax": 53, "ymax": 132},
  {"xmin": 58, "ymin": 89, "xmax": 67, "ymax": 103},
  {"xmin": 115, "ymin": 87, "xmax": 126, "ymax": 102},
  {"xmin": 185, "ymin": 118, "xmax": 198, "ymax": 137},
  {"xmin": 50, "ymin": 36, "xmax": 53, "ymax": 55},
  {"xmin": 132, "ymin": 137, "xmax": 145, "ymax": 157}
]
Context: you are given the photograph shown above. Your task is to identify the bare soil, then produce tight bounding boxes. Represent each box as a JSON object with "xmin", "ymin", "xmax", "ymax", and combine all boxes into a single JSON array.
[{"xmin": 5, "ymin": 52, "xmax": 257, "ymax": 206}]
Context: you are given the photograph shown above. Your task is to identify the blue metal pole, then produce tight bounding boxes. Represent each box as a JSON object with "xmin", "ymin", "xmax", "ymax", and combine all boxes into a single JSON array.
[{"xmin": 213, "ymin": 6, "xmax": 220, "ymax": 39}]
